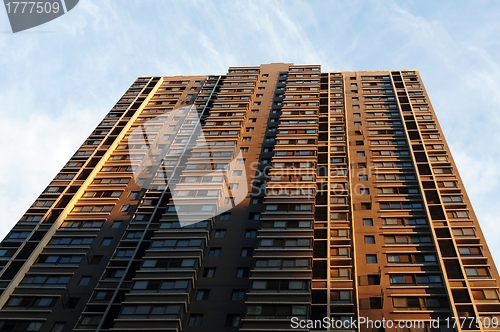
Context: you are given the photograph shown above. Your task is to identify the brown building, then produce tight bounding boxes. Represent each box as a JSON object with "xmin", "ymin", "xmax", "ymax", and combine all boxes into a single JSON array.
[{"xmin": 0, "ymin": 64, "xmax": 499, "ymax": 332}]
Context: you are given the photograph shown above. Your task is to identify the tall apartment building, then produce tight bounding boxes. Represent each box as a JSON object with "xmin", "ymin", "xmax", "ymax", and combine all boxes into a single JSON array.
[{"xmin": 0, "ymin": 63, "xmax": 499, "ymax": 332}]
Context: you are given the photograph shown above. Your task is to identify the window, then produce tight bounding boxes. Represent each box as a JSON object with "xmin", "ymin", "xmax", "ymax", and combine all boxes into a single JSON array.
[
  {"xmin": 129, "ymin": 191, "xmax": 140, "ymax": 199},
  {"xmin": 79, "ymin": 276, "xmax": 92, "ymax": 286},
  {"xmin": 473, "ymin": 289, "xmax": 499, "ymax": 300},
  {"xmin": 131, "ymin": 280, "xmax": 190, "ymax": 293},
  {"xmin": 125, "ymin": 231, "xmax": 143, "ymax": 240},
  {"xmin": 370, "ymin": 297, "xmax": 383, "ymax": 309},
  {"xmin": 458, "ymin": 247, "xmax": 482, "ymax": 256},
  {"xmin": 251, "ymin": 280, "xmax": 307, "ymax": 292},
  {"xmin": 77, "ymin": 315, "xmax": 102, "ymax": 329},
  {"xmin": 245, "ymin": 229, "xmax": 257, "ymax": 238},
  {"xmin": 368, "ymin": 275, "xmax": 380, "ymax": 285},
  {"xmin": 141, "ymin": 258, "xmax": 196, "ymax": 270},
  {"xmin": 251, "ymin": 198, "xmax": 262, "ymax": 205},
  {"xmin": 363, "ymin": 218, "xmax": 373, "ymax": 226},
  {"xmin": 353, "ymin": 113, "xmax": 361, "ymax": 117},
  {"xmin": 249, "ymin": 213, "xmax": 261, "ymax": 220},
  {"xmin": 357, "ymin": 151, "xmax": 365, "ymax": 156},
  {"xmin": 360, "ymin": 188, "xmax": 370, "ymax": 195},
  {"xmin": 452, "ymin": 228, "xmax": 475, "ymax": 237},
  {"xmin": 5, "ymin": 296, "xmax": 57, "ymax": 309},
  {"xmin": 111, "ymin": 221, "xmax": 122, "ymax": 228},
  {"xmin": 359, "ymin": 175, "xmax": 368, "ymax": 181},
  {"xmin": 385, "ymin": 235, "xmax": 432, "ymax": 245},
  {"xmin": 120, "ymin": 305, "xmax": 182, "ymax": 319},
  {"xmin": 36, "ymin": 255, "xmax": 83, "ymax": 266},
  {"xmin": 236, "ymin": 268, "xmax": 250, "ymax": 278},
  {"xmin": 150, "ymin": 238, "xmax": 203, "ymax": 250},
  {"xmin": 115, "ymin": 249, "xmax": 134, "ymax": 259},
  {"xmin": 364, "ymin": 236, "xmax": 375, "ymax": 244},
  {"xmin": 448, "ymin": 211, "xmax": 469, "ymax": 219},
  {"xmin": 380, "ymin": 202, "xmax": 423, "ymax": 210},
  {"xmin": 225, "ymin": 314, "xmax": 241, "ymax": 327},
  {"xmin": 208, "ymin": 248, "xmax": 221, "ymax": 257},
  {"xmin": 361, "ymin": 203, "xmax": 372, "ymax": 210},
  {"xmin": 22, "ymin": 275, "xmax": 71, "ymax": 287},
  {"xmin": 49, "ymin": 237, "xmax": 93, "ymax": 246},
  {"xmin": 465, "ymin": 267, "xmax": 491, "ymax": 279},
  {"xmin": 105, "ymin": 269, "xmax": 125, "ymax": 279},
  {"xmin": 101, "ymin": 238, "xmax": 112, "ymax": 246},
  {"xmin": 7, "ymin": 232, "xmax": 30, "ymax": 240},
  {"xmin": 188, "ymin": 314, "xmax": 203, "ymax": 326},
  {"xmin": 231, "ymin": 290, "xmax": 246, "ymax": 301},
  {"xmin": 246, "ymin": 304, "xmax": 307, "ymax": 319},
  {"xmin": 366, "ymin": 254, "xmax": 377, "ymax": 264},
  {"xmin": 51, "ymin": 323, "xmax": 66, "ymax": 332},
  {"xmin": 214, "ymin": 230, "xmax": 226, "ymax": 238},
  {"xmin": 93, "ymin": 290, "xmax": 110, "ymax": 301},
  {"xmin": 240, "ymin": 248, "xmax": 253, "ymax": 257},
  {"xmin": 442, "ymin": 195, "xmax": 463, "ymax": 203},
  {"xmin": 195, "ymin": 290, "xmax": 210, "ymax": 300},
  {"xmin": 203, "ymin": 268, "xmax": 216, "ymax": 278}
]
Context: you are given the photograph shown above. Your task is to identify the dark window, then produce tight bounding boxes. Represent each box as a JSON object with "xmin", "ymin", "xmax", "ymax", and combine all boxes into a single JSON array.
[
  {"xmin": 188, "ymin": 314, "xmax": 203, "ymax": 326},
  {"xmin": 368, "ymin": 275, "xmax": 380, "ymax": 285},
  {"xmin": 231, "ymin": 290, "xmax": 246, "ymax": 301},
  {"xmin": 364, "ymin": 236, "xmax": 375, "ymax": 244},
  {"xmin": 111, "ymin": 221, "xmax": 122, "ymax": 229},
  {"xmin": 249, "ymin": 213, "xmax": 261, "ymax": 220},
  {"xmin": 195, "ymin": 290, "xmax": 210, "ymax": 300},
  {"xmin": 225, "ymin": 314, "xmax": 241, "ymax": 327},
  {"xmin": 236, "ymin": 268, "xmax": 250, "ymax": 278},
  {"xmin": 79, "ymin": 276, "xmax": 92, "ymax": 286},
  {"xmin": 101, "ymin": 238, "xmax": 112, "ymax": 246},
  {"xmin": 366, "ymin": 254, "xmax": 377, "ymax": 264},
  {"xmin": 240, "ymin": 248, "xmax": 253, "ymax": 257},
  {"xmin": 363, "ymin": 218, "xmax": 373, "ymax": 226},
  {"xmin": 203, "ymin": 268, "xmax": 216, "ymax": 278},
  {"xmin": 51, "ymin": 323, "xmax": 66, "ymax": 332},
  {"xmin": 370, "ymin": 297, "xmax": 383, "ymax": 309},
  {"xmin": 361, "ymin": 203, "xmax": 372, "ymax": 210},
  {"xmin": 208, "ymin": 248, "xmax": 221, "ymax": 257},
  {"xmin": 245, "ymin": 229, "xmax": 257, "ymax": 238},
  {"xmin": 214, "ymin": 230, "xmax": 226, "ymax": 238}
]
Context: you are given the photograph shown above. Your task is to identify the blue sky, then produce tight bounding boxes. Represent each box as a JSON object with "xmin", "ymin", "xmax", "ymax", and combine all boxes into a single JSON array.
[{"xmin": 1, "ymin": 0, "xmax": 500, "ymax": 264}]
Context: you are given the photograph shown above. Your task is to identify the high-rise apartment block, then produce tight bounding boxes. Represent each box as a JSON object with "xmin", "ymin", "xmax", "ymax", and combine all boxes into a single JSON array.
[{"xmin": 0, "ymin": 63, "xmax": 499, "ymax": 332}]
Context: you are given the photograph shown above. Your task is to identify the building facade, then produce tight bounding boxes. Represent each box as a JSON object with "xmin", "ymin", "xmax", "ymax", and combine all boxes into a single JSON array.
[{"xmin": 0, "ymin": 63, "xmax": 499, "ymax": 332}]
